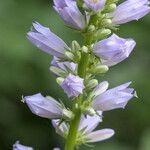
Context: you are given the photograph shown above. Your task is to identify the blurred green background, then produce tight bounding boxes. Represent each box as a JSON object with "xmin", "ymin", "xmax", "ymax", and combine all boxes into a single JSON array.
[{"xmin": 0, "ymin": 0, "xmax": 150, "ymax": 149}]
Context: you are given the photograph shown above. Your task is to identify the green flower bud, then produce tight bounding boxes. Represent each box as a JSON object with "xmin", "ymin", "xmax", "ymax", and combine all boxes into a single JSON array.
[
  {"xmin": 50, "ymin": 66, "xmax": 66, "ymax": 77},
  {"xmin": 56, "ymin": 77, "xmax": 64, "ymax": 85},
  {"xmin": 62, "ymin": 109, "xmax": 74, "ymax": 120},
  {"xmin": 86, "ymin": 79, "xmax": 98, "ymax": 89},
  {"xmin": 105, "ymin": 4, "xmax": 117, "ymax": 13},
  {"xmin": 101, "ymin": 19, "xmax": 112, "ymax": 26},
  {"xmin": 71, "ymin": 40, "xmax": 80, "ymax": 52},
  {"xmin": 81, "ymin": 46, "xmax": 88, "ymax": 53},
  {"xmin": 94, "ymin": 29, "xmax": 111, "ymax": 41},
  {"xmin": 65, "ymin": 51, "xmax": 75, "ymax": 61},
  {"xmin": 88, "ymin": 25, "xmax": 96, "ymax": 32},
  {"xmin": 84, "ymin": 107, "xmax": 96, "ymax": 116},
  {"xmin": 90, "ymin": 65, "xmax": 109, "ymax": 74}
]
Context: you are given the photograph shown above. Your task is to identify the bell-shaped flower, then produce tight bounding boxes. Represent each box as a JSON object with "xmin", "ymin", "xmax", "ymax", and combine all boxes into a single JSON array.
[
  {"xmin": 84, "ymin": 0, "xmax": 106, "ymax": 12},
  {"xmin": 13, "ymin": 141, "xmax": 33, "ymax": 150},
  {"xmin": 93, "ymin": 34, "xmax": 136, "ymax": 66},
  {"xmin": 92, "ymin": 81, "xmax": 136, "ymax": 111},
  {"xmin": 78, "ymin": 112, "xmax": 114, "ymax": 143},
  {"xmin": 53, "ymin": 0, "xmax": 86, "ymax": 30},
  {"xmin": 23, "ymin": 93, "xmax": 71, "ymax": 119},
  {"xmin": 27, "ymin": 22, "xmax": 68, "ymax": 58},
  {"xmin": 52, "ymin": 112, "xmax": 114, "ymax": 143},
  {"xmin": 110, "ymin": 0, "xmax": 150, "ymax": 24},
  {"xmin": 61, "ymin": 73, "xmax": 85, "ymax": 97},
  {"xmin": 51, "ymin": 56, "xmax": 77, "ymax": 72}
]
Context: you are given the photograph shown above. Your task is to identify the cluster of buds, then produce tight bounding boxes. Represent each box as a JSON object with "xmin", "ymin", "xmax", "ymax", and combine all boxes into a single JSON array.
[{"xmin": 14, "ymin": 0, "xmax": 149, "ymax": 150}]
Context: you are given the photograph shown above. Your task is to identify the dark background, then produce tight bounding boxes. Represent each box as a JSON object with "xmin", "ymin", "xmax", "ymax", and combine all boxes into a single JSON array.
[{"xmin": 0, "ymin": 0, "xmax": 150, "ymax": 149}]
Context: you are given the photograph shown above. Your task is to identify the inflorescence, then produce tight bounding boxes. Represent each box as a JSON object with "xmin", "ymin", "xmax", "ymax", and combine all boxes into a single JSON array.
[{"xmin": 13, "ymin": 0, "xmax": 150, "ymax": 150}]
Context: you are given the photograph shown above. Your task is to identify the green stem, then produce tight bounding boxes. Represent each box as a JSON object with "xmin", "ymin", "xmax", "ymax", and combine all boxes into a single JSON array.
[
  {"xmin": 64, "ymin": 108, "xmax": 81, "ymax": 150},
  {"xmin": 65, "ymin": 52, "xmax": 89, "ymax": 150}
]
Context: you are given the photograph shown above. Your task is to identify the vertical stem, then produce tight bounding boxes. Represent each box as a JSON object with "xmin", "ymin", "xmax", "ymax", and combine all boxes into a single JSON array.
[
  {"xmin": 64, "ymin": 109, "xmax": 81, "ymax": 150},
  {"xmin": 65, "ymin": 52, "xmax": 89, "ymax": 150}
]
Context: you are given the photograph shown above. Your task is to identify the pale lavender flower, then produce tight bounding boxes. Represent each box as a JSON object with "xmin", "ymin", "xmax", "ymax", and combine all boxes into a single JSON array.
[
  {"xmin": 79, "ymin": 112, "xmax": 114, "ymax": 143},
  {"xmin": 94, "ymin": 34, "xmax": 136, "ymax": 66},
  {"xmin": 13, "ymin": 141, "xmax": 33, "ymax": 150},
  {"xmin": 23, "ymin": 93, "xmax": 63, "ymax": 119},
  {"xmin": 84, "ymin": 0, "xmax": 106, "ymax": 11},
  {"xmin": 52, "ymin": 112, "xmax": 115, "ymax": 143},
  {"xmin": 53, "ymin": 0, "xmax": 86, "ymax": 30},
  {"xmin": 61, "ymin": 73, "xmax": 85, "ymax": 97},
  {"xmin": 27, "ymin": 22, "xmax": 68, "ymax": 58},
  {"xmin": 79, "ymin": 111, "xmax": 103, "ymax": 135},
  {"xmin": 51, "ymin": 56, "xmax": 77, "ymax": 72},
  {"xmin": 110, "ymin": 0, "xmax": 150, "ymax": 24},
  {"xmin": 92, "ymin": 82, "xmax": 135, "ymax": 111}
]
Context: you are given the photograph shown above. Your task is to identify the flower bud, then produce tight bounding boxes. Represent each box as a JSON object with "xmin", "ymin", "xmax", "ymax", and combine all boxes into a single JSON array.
[
  {"xmin": 101, "ymin": 19, "xmax": 112, "ymax": 26},
  {"xmin": 65, "ymin": 51, "xmax": 75, "ymax": 61},
  {"xmin": 90, "ymin": 65, "xmax": 109, "ymax": 74},
  {"xmin": 50, "ymin": 66, "xmax": 66, "ymax": 77},
  {"xmin": 105, "ymin": 4, "xmax": 117, "ymax": 13},
  {"xmin": 88, "ymin": 25, "xmax": 96, "ymax": 32},
  {"xmin": 61, "ymin": 73, "xmax": 85, "ymax": 97},
  {"xmin": 62, "ymin": 109, "xmax": 74, "ymax": 120},
  {"xmin": 71, "ymin": 41, "xmax": 81, "ymax": 53},
  {"xmin": 86, "ymin": 79, "xmax": 98, "ymax": 89},
  {"xmin": 81, "ymin": 46, "xmax": 88, "ymax": 53},
  {"xmin": 84, "ymin": 107, "xmax": 96, "ymax": 116},
  {"xmin": 94, "ymin": 29, "xmax": 111, "ymax": 41}
]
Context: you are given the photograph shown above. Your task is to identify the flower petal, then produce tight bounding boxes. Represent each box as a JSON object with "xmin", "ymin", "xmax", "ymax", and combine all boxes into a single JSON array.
[{"xmin": 85, "ymin": 129, "xmax": 114, "ymax": 143}]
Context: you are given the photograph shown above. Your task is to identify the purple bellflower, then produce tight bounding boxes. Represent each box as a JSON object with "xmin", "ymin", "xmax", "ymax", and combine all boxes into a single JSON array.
[
  {"xmin": 53, "ymin": 0, "xmax": 86, "ymax": 30},
  {"xmin": 52, "ymin": 112, "xmax": 114, "ymax": 143},
  {"xmin": 27, "ymin": 22, "xmax": 68, "ymax": 58},
  {"xmin": 94, "ymin": 34, "xmax": 136, "ymax": 66},
  {"xmin": 61, "ymin": 73, "xmax": 85, "ymax": 97},
  {"xmin": 13, "ymin": 141, "xmax": 33, "ymax": 150},
  {"xmin": 78, "ymin": 112, "xmax": 114, "ymax": 143},
  {"xmin": 92, "ymin": 81, "xmax": 136, "ymax": 111},
  {"xmin": 110, "ymin": 0, "xmax": 150, "ymax": 24},
  {"xmin": 23, "ymin": 93, "xmax": 64, "ymax": 119},
  {"xmin": 51, "ymin": 56, "xmax": 77, "ymax": 72},
  {"xmin": 84, "ymin": 0, "xmax": 106, "ymax": 12}
]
